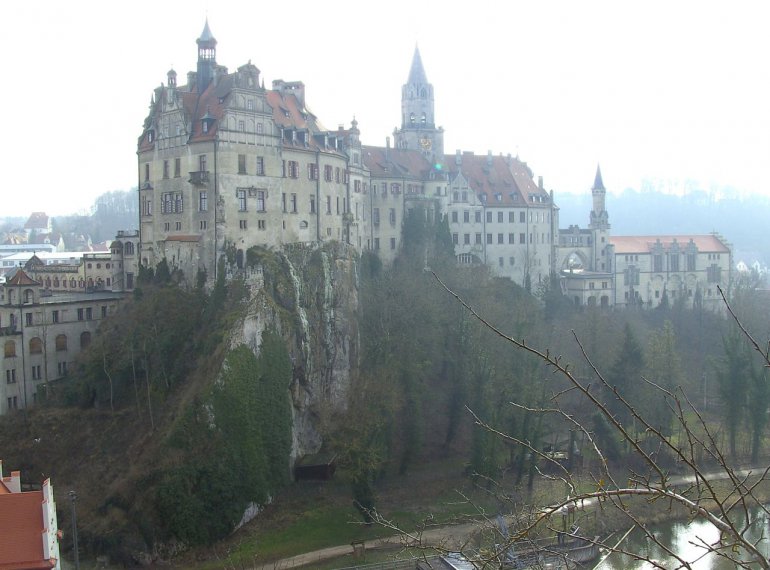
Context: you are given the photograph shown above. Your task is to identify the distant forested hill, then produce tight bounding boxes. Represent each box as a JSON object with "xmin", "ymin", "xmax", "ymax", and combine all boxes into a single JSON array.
[{"xmin": 556, "ymin": 187, "xmax": 770, "ymax": 266}]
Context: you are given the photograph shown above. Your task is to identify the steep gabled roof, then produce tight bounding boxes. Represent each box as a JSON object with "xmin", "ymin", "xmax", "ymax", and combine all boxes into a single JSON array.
[
  {"xmin": 593, "ymin": 164, "xmax": 605, "ymax": 191},
  {"xmin": 443, "ymin": 153, "xmax": 549, "ymax": 207},
  {"xmin": 362, "ymin": 146, "xmax": 434, "ymax": 179},
  {"xmin": 407, "ymin": 45, "xmax": 428, "ymax": 85},
  {"xmin": 24, "ymin": 212, "xmax": 49, "ymax": 231},
  {"xmin": 5, "ymin": 268, "xmax": 40, "ymax": 287}
]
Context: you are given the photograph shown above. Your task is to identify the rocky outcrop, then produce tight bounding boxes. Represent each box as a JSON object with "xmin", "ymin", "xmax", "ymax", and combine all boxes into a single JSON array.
[{"xmin": 227, "ymin": 242, "xmax": 360, "ymax": 462}]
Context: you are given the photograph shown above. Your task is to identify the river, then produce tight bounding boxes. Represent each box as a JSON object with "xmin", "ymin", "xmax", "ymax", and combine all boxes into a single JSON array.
[{"xmin": 596, "ymin": 507, "xmax": 770, "ymax": 569}]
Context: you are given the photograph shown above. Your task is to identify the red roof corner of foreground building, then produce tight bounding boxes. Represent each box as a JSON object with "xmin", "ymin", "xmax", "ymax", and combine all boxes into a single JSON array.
[{"xmin": 0, "ymin": 461, "xmax": 61, "ymax": 570}]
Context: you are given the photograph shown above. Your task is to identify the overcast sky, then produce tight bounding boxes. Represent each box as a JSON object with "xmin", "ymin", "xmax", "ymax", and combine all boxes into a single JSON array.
[{"xmin": 4, "ymin": 1, "xmax": 769, "ymax": 217}]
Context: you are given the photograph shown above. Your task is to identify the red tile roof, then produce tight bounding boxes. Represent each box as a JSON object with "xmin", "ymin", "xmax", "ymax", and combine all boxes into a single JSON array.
[
  {"xmin": 443, "ymin": 152, "xmax": 549, "ymax": 207},
  {"xmin": 362, "ymin": 146, "xmax": 436, "ymax": 180},
  {"xmin": 5, "ymin": 269, "xmax": 40, "ymax": 287},
  {"xmin": 24, "ymin": 213, "xmax": 49, "ymax": 231},
  {"xmin": 610, "ymin": 235, "xmax": 730, "ymax": 254},
  {"xmin": 0, "ymin": 492, "xmax": 54, "ymax": 570}
]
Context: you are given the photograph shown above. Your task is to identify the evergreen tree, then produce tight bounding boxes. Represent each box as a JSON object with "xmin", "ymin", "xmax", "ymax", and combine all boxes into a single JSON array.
[{"xmin": 607, "ymin": 323, "xmax": 645, "ymax": 428}]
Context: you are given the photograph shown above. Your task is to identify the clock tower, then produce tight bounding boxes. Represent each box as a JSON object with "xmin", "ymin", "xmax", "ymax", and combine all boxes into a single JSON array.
[{"xmin": 394, "ymin": 46, "xmax": 444, "ymax": 162}]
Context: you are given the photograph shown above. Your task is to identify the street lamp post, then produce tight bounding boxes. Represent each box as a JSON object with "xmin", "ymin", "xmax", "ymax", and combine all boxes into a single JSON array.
[{"xmin": 69, "ymin": 490, "xmax": 80, "ymax": 570}]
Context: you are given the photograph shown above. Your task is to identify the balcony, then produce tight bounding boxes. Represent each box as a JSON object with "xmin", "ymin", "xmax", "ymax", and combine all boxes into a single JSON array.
[{"xmin": 189, "ymin": 171, "xmax": 210, "ymax": 185}]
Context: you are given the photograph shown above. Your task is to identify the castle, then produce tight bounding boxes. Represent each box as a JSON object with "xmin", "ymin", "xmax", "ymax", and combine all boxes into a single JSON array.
[
  {"xmin": 0, "ymin": 21, "xmax": 734, "ymax": 416},
  {"xmin": 136, "ymin": 21, "xmax": 731, "ymax": 311}
]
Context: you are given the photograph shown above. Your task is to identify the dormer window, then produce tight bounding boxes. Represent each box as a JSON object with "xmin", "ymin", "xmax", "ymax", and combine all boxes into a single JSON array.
[
  {"xmin": 147, "ymin": 130, "xmax": 155, "ymax": 143},
  {"xmin": 202, "ymin": 121, "xmax": 209, "ymax": 134},
  {"xmin": 495, "ymin": 193, "xmax": 502, "ymax": 202}
]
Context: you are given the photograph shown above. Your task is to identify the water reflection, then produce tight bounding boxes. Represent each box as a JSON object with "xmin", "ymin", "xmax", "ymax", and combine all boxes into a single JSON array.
[{"xmin": 598, "ymin": 508, "xmax": 770, "ymax": 569}]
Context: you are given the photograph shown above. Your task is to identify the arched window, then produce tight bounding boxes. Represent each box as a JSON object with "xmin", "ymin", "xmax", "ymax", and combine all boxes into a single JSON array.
[
  {"xmin": 29, "ymin": 337, "xmax": 43, "ymax": 354},
  {"xmin": 55, "ymin": 334, "xmax": 67, "ymax": 352},
  {"xmin": 420, "ymin": 88, "xmax": 427, "ymax": 98},
  {"xmin": 45, "ymin": 277, "xmax": 51, "ymax": 288},
  {"xmin": 24, "ymin": 289, "xmax": 34, "ymax": 303},
  {"xmin": 70, "ymin": 278, "xmax": 76, "ymax": 288},
  {"xmin": 4, "ymin": 340, "xmax": 16, "ymax": 358},
  {"xmin": 78, "ymin": 279, "xmax": 85, "ymax": 289},
  {"xmin": 80, "ymin": 332, "xmax": 91, "ymax": 349},
  {"xmin": 53, "ymin": 277, "xmax": 59, "ymax": 287}
]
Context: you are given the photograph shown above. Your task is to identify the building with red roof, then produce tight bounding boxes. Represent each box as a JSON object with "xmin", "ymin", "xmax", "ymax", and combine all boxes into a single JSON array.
[
  {"xmin": 0, "ymin": 461, "xmax": 61, "ymax": 570},
  {"xmin": 136, "ymin": 22, "xmax": 732, "ymax": 304}
]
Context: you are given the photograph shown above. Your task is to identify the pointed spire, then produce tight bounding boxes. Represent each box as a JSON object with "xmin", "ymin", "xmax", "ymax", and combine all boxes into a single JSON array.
[
  {"xmin": 408, "ymin": 45, "xmax": 428, "ymax": 84},
  {"xmin": 199, "ymin": 18, "xmax": 216, "ymax": 43},
  {"xmin": 592, "ymin": 164, "xmax": 605, "ymax": 191}
]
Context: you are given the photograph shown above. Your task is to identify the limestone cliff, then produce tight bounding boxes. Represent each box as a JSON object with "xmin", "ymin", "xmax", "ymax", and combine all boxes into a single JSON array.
[{"xmin": 227, "ymin": 242, "xmax": 360, "ymax": 462}]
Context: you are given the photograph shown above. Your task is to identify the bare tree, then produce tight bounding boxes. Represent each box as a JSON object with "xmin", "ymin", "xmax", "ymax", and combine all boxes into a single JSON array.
[{"xmin": 378, "ymin": 275, "xmax": 770, "ymax": 569}]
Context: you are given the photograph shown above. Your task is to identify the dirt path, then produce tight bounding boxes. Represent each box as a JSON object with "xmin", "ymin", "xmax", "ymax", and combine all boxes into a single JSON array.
[{"xmin": 253, "ymin": 467, "xmax": 765, "ymax": 570}]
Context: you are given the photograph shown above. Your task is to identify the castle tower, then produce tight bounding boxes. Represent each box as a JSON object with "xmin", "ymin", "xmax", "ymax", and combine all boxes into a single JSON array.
[
  {"xmin": 196, "ymin": 19, "xmax": 217, "ymax": 93},
  {"xmin": 588, "ymin": 164, "xmax": 611, "ymax": 272},
  {"xmin": 394, "ymin": 46, "xmax": 444, "ymax": 161},
  {"xmin": 589, "ymin": 164, "xmax": 610, "ymax": 230}
]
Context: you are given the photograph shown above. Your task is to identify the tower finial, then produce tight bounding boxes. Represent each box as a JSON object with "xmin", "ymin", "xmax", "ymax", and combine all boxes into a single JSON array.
[
  {"xmin": 408, "ymin": 45, "xmax": 428, "ymax": 84},
  {"xmin": 593, "ymin": 164, "xmax": 605, "ymax": 191}
]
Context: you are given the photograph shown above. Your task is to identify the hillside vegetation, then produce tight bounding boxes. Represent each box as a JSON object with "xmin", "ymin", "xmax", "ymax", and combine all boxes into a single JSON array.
[{"xmin": 1, "ymin": 212, "xmax": 769, "ymax": 566}]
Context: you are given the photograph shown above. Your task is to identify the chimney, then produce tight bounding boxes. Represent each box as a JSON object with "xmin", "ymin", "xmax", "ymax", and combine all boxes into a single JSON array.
[
  {"xmin": 538, "ymin": 176, "xmax": 544, "ymax": 190},
  {"xmin": 386, "ymin": 136, "xmax": 390, "ymax": 149},
  {"xmin": 487, "ymin": 150, "xmax": 493, "ymax": 167}
]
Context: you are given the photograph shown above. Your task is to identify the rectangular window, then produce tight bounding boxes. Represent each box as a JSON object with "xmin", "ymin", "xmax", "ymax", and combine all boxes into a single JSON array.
[
  {"xmin": 282, "ymin": 193, "xmax": 287, "ymax": 213},
  {"xmin": 174, "ymin": 158, "xmax": 181, "ymax": 177},
  {"xmin": 199, "ymin": 154, "xmax": 207, "ymax": 172},
  {"xmin": 144, "ymin": 163, "xmax": 150, "ymax": 181},
  {"xmin": 199, "ymin": 191, "xmax": 208, "ymax": 212},
  {"xmin": 520, "ymin": 211, "xmax": 525, "ymax": 223},
  {"xmin": 373, "ymin": 208, "xmax": 380, "ymax": 225},
  {"xmin": 463, "ymin": 211, "xmax": 470, "ymax": 223},
  {"xmin": 239, "ymin": 220, "xmax": 247, "ymax": 230},
  {"xmin": 7, "ymin": 396, "xmax": 18, "ymax": 409},
  {"xmin": 653, "ymin": 254, "xmax": 663, "ymax": 273},
  {"xmin": 326, "ymin": 196, "xmax": 332, "ymax": 214},
  {"xmin": 335, "ymin": 167, "xmax": 341, "ymax": 183},
  {"xmin": 463, "ymin": 234, "xmax": 470, "ymax": 245},
  {"xmin": 486, "ymin": 233, "xmax": 492, "ymax": 244},
  {"xmin": 86, "ymin": 307, "xmax": 93, "ymax": 320},
  {"xmin": 256, "ymin": 190, "xmax": 266, "ymax": 212},
  {"xmin": 256, "ymin": 156, "xmax": 265, "ymax": 175},
  {"xmin": 354, "ymin": 180, "xmax": 362, "ymax": 193},
  {"xmin": 475, "ymin": 211, "xmax": 482, "ymax": 223},
  {"xmin": 509, "ymin": 212, "xmax": 515, "ymax": 223},
  {"xmin": 288, "ymin": 160, "xmax": 299, "ymax": 178},
  {"xmin": 173, "ymin": 192, "xmax": 183, "ymax": 213},
  {"xmin": 308, "ymin": 163, "xmax": 319, "ymax": 180},
  {"xmin": 670, "ymin": 254, "xmax": 680, "ymax": 272},
  {"xmin": 497, "ymin": 233, "xmax": 504, "ymax": 244},
  {"xmin": 238, "ymin": 120, "xmax": 245, "ymax": 132},
  {"xmin": 390, "ymin": 237, "xmax": 396, "ymax": 250},
  {"xmin": 324, "ymin": 165, "xmax": 333, "ymax": 182},
  {"xmin": 257, "ymin": 122, "xmax": 264, "ymax": 134},
  {"xmin": 238, "ymin": 154, "xmax": 247, "ymax": 174},
  {"xmin": 336, "ymin": 197, "xmax": 340, "ymax": 215},
  {"xmin": 374, "ymin": 238, "xmax": 380, "ymax": 250},
  {"xmin": 25, "ymin": 313, "xmax": 32, "ymax": 326},
  {"xmin": 52, "ymin": 310, "xmax": 59, "ymax": 323},
  {"xmin": 291, "ymin": 193, "xmax": 297, "ymax": 213},
  {"xmin": 389, "ymin": 208, "xmax": 396, "ymax": 225},
  {"xmin": 163, "ymin": 160, "xmax": 169, "ymax": 179},
  {"xmin": 58, "ymin": 362, "xmax": 67, "ymax": 376},
  {"xmin": 6, "ymin": 369, "xmax": 16, "ymax": 384},
  {"xmin": 519, "ymin": 233, "xmax": 525, "ymax": 244},
  {"xmin": 687, "ymin": 253, "xmax": 696, "ymax": 271},
  {"xmin": 452, "ymin": 211, "xmax": 458, "ymax": 223},
  {"xmin": 310, "ymin": 196, "xmax": 316, "ymax": 214},
  {"xmin": 508, "ymin": 233, "xmax": 515, "ymax": 244},
  {"xmin": 32, "ymin": 365, "xmax": 41, "ymax": 380},
  {"xmin": 497, "ymin": 212, "xmax": 504, "ymax": 223},
  {"xmin": 486, "ymin": 211, "xmax": 492, "ymax": 223},
  {"xmin": 258, "ymin": 220, "xmax": 266, "ymax": 230},
  {"xmin": 77, "ymin": 308, "xmax": 84, "ymax": 321},
  {"xmin": 452, "ymin": 233, "xmax": 459, "ymax": 244},
  {"xmin": 237, "ymin": 189, "xmax": 247, "ymax": 211},
  {"xmin": 101, "ymin": 305, "xmax": 108, "ymax": 318},
  {"xmin": 475, "ymin": 233, "xmax": 482, "ymax": 244},
  {"xmin": 175, "ymin": 221, "xmax": 181, "ymax": 230}
]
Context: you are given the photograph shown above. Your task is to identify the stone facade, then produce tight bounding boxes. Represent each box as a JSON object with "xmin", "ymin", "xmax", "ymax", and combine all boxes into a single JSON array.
[{"xmin": 137, "ymin": 22, "xmax": 732, "ymax": 306}]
